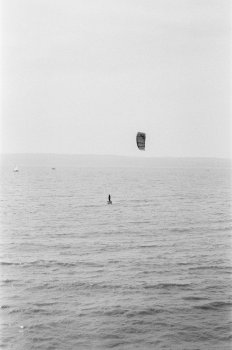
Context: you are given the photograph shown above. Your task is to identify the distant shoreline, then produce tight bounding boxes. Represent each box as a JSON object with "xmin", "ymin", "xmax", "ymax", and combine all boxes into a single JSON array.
[{"xmin": 1, "ymin": 153, "xmax": 231, "ymax": 169}]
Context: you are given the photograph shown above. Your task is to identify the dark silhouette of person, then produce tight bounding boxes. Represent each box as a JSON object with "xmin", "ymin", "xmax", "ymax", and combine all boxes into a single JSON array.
[{"xmin": 108, "ymin": 194, "xmax": 111, "ymax": 202}]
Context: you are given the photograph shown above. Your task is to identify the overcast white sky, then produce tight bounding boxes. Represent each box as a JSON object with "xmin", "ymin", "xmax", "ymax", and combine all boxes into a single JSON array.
[{"xmin": 1, "ymin": 0, "xmax": 231, "ymax": 157}]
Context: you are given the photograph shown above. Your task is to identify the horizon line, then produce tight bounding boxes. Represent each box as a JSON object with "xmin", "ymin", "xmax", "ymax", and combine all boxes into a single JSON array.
[{"xmin": 1, "ymin": 153, "xmax": 231, "ymax": 161}]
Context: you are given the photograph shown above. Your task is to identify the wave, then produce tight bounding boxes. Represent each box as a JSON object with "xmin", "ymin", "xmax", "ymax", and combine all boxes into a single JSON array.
[
  {"xmin": 10, "ymin": 306, "xmax": 59, "ymax": 315},
  {"xmin": 128, "ymin": 220, "xmax": 151, "ymax": 225},
  {"xmin": 1, "ymin": 279, "xmax": 17, "ymax": 283},
  {"xmin": 9, "ymin": 308, "xmax": 21, "ymax": 314},
  {"xmin": 126, "ymin": 308, "xmax": 165, "ymax": 318},
  {"xmin": 213, "ymin": 218, "xmax": 232, "ymax": 223},
  {"xmin": 64, "ymin": 281, "xmax": 194, "ymax": 292},
  {"xmin": 34, "ymin": 302, "xmax": 58, "ymax": 307},
  {"xmin": 27, "ymin": 308, "xmax": 49, "ymax": 314},
  {"xmin": 102, "ymin": 309, "xmax": 128, "ymax": 317},
  {"xmin": 193, "ymin": 301, "xmax": 232, "ymax": 311},
  {"xmin": 177, "ymin": 262, "xmax": 192, "ymax": 266},
  {"xmin": 24, "ymin": 260, "xmax": 77, "ymax": 269},
  {"xmin": 170, "ymin": 228, "xmax": 192, "ymax": 233},
  {"xmin": 107, "ymin": 341, "xmax": 129, "ymax": 349},
  {"xmin": 0, "ymin": 261, "xmax": 21, "ymax": 266},
  {"xmin": 182, "ymin": 296, "xmax": 209, "ymax": 301},
  {"xmin": 144, "ymin": 282, "xmax": 192, "ymax": 290},
  {"xmin": 1, "ymin": 259, "xmax": 104, "ymax": 269},
  {"xmin": 211, "ymin": 226, "xmax": 232, "ymax": 232},
  {"xmin": 203, "ymin": 285, "xmax": 223, "ymax": 291},
  {"xmin": 189, "ymin": 265, "xmax": 232, "ymax": 272},
  {"xmin": 27, "ymin": 283, "xmax": 58, "ymax": 291},
  {"xmin": 26, "ymin": 281, "xmax": 125, "ymax": 292}
]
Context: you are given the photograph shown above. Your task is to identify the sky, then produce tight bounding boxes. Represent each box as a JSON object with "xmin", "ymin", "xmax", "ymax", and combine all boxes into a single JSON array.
[{"xmin": 1, "ymin": 0, "xmax": 231, "ymax": 157}]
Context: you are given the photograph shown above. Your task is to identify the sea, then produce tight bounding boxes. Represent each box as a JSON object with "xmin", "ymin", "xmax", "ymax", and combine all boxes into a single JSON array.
[{"xmin": 0, "ymin": 157, "xmax": 231, "ymax": 349}]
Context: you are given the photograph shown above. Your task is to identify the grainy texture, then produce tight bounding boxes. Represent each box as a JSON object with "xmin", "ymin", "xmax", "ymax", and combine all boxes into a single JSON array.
[{"xmin": 0, "ymin": 163, "xmax": 231, "ymax": 349}]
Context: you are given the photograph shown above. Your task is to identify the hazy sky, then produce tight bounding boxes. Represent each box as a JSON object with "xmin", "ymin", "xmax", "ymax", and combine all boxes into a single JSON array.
[{"xmin": 1, "ymin": 0, "xmax": 231, "ymax": 157}]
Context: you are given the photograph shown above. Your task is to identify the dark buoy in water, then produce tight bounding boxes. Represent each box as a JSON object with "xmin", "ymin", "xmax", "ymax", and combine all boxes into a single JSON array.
[{"xmin": 107, "ymin": 194, "xmax": 112, "ymax": 204}]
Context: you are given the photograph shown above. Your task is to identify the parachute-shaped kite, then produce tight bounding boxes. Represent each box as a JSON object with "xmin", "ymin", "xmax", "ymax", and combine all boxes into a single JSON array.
[{"xmin": 136, "ymin": 132, "xmax": 146, "ymax": 150}]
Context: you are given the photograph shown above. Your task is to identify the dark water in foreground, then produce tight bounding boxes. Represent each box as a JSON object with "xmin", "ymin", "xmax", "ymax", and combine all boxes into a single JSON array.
[{"xmin": 0, "ymin": 164, "xmax": 232, "ymax": 349}]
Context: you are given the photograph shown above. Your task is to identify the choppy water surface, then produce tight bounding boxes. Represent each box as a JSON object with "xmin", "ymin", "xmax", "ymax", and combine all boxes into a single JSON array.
[{"xmin": 0, "ymin": 163, "xmax": 231, "ymax": 349}]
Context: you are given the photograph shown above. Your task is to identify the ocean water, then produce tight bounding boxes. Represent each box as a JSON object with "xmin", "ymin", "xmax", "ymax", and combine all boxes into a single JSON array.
[{"xmin": 0, "ymin": 163, "xmax": 231, "ymax": 349}]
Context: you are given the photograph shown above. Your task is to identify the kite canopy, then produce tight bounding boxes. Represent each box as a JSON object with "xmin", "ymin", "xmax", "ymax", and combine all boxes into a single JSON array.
[{"xmin": 136, "ymin": 132, "xmax": 146, "ymax": 150}]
